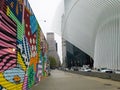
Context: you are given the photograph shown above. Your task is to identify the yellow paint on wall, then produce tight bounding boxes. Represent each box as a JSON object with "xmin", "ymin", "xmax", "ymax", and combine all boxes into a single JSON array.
[
  {"xmin": 0, "ymin": 73, "xmax": 22, "ymax": 90},
  {"xmin": 6, "ymin": 6, "xmax": 10, "ymax": 16},
  {"xmin": 17, "ymin": 52, "xmax": 27, "ymax": 71}
]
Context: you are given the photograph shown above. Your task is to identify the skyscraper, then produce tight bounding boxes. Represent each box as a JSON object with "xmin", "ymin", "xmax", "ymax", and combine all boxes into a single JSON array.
[{"xmin": 47, "ymin": 33, "xmax": 60, "ymax": 67}]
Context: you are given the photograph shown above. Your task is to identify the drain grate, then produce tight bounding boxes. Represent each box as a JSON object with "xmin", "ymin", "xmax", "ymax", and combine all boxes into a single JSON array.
[{"xmin": 104, "ymin": 84, "xmax": 112, "ymax": 86}]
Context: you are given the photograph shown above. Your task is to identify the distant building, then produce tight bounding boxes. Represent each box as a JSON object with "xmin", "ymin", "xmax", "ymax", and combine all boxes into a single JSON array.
[{"xmin": 47, "ymin": 32, "xmax": 60, "ymax": 67}]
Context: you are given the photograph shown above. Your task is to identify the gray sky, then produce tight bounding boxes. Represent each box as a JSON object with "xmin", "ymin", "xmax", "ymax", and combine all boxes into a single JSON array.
[{"xmin": 28, "ymin": 0, "xmax": 64, "ymax": 63}]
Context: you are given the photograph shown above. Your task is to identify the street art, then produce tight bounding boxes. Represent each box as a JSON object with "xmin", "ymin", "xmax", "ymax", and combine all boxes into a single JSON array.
[
  {"xmin": 0, "ymin": 11, "xmax": 17, "ymax": 72},
  {"xmin": 0, "ymin": 85, "xmax": 6, "ymax": 90},
  {"xmin": 22, "ymin": 76, "xmax": 28, "ymax": 90},
  {"xmin": 4, "ymin": 68, "xmax": 25, "ymax": 84},
  {"xmin": 27, "ymin": 65, "xmax": 35, "ymax": 89},
  {"xmin": 6, "ymin": 0, "xmax": 23, "ymax": 23},
  {"xmin": 0, "ymin": 0, "xmax": 48, "ymax": 90}
]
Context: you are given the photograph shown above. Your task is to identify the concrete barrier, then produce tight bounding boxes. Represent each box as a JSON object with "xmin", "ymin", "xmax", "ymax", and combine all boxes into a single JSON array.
[
  {"xmin": 110, "ymin": 74, "xmax": 120, "ymax": 81},
  {"xmin": 65, "ymin": 70, "xmax": 120, "ymax": 81}
]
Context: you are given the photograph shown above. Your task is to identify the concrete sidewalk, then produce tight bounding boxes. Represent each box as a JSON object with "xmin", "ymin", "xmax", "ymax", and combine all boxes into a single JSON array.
[{"xmin": 31, "ymin": 70, "xmax": 120, "ymax": 90}]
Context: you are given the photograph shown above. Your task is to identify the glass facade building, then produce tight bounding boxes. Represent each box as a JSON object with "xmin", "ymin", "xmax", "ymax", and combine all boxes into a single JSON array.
[{"xmin": 65, "ymin": 41, "xmax": 93, "ymax": 68}]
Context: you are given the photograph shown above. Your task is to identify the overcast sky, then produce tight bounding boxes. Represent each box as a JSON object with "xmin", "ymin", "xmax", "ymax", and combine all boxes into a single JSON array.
[{"xmin": 28, "ymin": 0, "xmax": 64, "ymax": 63}]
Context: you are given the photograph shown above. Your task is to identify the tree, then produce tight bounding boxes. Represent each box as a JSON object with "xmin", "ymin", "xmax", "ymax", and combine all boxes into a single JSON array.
[{"xmin": 48, "ymin": 56, "xmax": 57, "ymax": 69}]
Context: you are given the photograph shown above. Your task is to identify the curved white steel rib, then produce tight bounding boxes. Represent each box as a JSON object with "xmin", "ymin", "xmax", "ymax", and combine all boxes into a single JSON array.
[{"xmin": 62, "ymin": 0, "xmax": 120, "ymax": 59}]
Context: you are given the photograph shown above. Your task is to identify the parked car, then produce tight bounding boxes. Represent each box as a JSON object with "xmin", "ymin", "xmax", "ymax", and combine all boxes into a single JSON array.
[
  {"xmin": 98, "ymin": 68, "xmax": 113, "ymax": 73},
  {"xmin": 83, "ymin": 68, "xmax": 92, "ymax": 72},
  {"xmin": 70, "ymin": 67, "xmax": 74, "ymax": 71},
  {"xmin": 80, "ymin": 68, "xmax": 91, "ymax": 72},
  {"xmin": 74, "ymin": 67, "xmax": 79, "ymax": 71},
  {"xmin": 70, "ymin": 66, "xmax": 79, "ymax": 71},
  {"xmin": 115, "ymin": 70, "xmax": 120, "ymax": 74},
  {"xmin": 65, "ymin": 68, "xmax": 69, "ymax": 71}
]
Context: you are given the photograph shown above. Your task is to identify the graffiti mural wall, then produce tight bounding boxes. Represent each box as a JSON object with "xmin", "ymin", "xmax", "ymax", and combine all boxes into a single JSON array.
[{"xmin": 0, "ymin": 0, "xmax": 48, "ymax": 90}]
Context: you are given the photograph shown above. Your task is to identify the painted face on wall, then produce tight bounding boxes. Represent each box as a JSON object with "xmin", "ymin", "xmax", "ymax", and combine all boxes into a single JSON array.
[
  {"xmin": 3, "ymin": 68, "xmax": 25, "ymax": 84},
  {"xmin": 13, "ymin": 75, "xmax": 21, "ymax": 84}
]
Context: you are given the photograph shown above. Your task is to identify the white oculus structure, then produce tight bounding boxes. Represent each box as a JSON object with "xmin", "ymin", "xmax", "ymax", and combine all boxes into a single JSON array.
[{"xmin": 61, "ymin": 0, "xmax": 120, "ymax": 70}]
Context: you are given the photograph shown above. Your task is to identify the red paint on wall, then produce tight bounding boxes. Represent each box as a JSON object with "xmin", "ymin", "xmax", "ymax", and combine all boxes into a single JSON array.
[{"xmin": 24, "ymin": 7, "xmax": 36, "ymax": 57}]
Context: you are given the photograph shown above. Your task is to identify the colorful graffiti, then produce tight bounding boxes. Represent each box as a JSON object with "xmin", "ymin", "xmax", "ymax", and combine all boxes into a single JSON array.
[
  {"xmin": 27, "ymin": 65, "xmax": 35, "ymax": 89},
  {"xmin": 0, "ymin": 0, "xmax": 48, "ymax": 90},
  {"xmin": 0, "ymin": 11, "xmax": 17, "ymax": 72},
  {"xmin": 4, "ymin": 68, "xmax": 25, "ymax": 84}
]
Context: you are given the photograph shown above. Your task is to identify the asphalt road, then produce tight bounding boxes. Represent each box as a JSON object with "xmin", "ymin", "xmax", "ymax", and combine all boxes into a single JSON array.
[{"xmin": 31, "ymin": 70, "xmax": 120, "ymax": 90}]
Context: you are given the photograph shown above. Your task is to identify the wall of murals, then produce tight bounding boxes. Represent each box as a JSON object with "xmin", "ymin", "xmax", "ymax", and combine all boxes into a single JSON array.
[{"xmin": 0, "ymin": 0, "xmax": 48, "ymax": 90}]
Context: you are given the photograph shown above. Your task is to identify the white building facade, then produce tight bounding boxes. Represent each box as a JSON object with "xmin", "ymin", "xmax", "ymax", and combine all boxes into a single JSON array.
[{"xmin": 62, "ymin": 0, "xmax": 120, "ymax": 70}]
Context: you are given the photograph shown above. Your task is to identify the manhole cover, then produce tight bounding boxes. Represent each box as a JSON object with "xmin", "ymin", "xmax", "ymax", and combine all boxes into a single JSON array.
[{"xmin": 104, "ymin": 84, "xmax": 112, "ymax": 86}]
